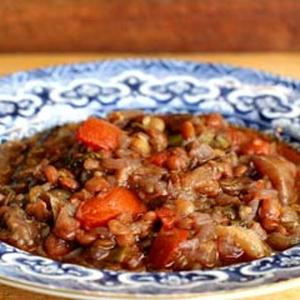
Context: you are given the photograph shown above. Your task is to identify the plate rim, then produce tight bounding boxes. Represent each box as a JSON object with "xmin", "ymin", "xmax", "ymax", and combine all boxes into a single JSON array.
[
  {"xmin": 0, "ymin": 268, "xmax": 300, "ymax": 300},
  {"xmin": 1, "ymin": 57, "xmax": 300, "ymax": 90}
]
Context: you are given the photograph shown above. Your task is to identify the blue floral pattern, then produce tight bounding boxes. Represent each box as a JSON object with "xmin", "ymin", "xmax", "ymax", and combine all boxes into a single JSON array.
[{"xmin": 0, "ymin": 59, "xmax": 300, "ymax": 298}]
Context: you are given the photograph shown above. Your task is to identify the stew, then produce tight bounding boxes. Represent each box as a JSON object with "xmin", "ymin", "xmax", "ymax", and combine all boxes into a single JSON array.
[{"xmin": 0, "ymin": 111, "xmax": 300, "ymax": 271}]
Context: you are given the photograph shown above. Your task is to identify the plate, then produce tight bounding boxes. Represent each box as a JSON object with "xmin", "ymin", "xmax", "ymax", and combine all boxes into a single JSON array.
[{"xmin": 1, "ymin": 59, "xmax": 300, "ymax": 299}]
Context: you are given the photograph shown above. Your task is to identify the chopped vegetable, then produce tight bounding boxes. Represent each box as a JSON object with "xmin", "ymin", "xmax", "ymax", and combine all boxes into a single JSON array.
[
  {"xmin": 214, "ymin": 134, "xmax": 231, "ymax": 149},
  {"xmin": 227, "ymin": 127, "xmax": 248, "ymax": 148},
  {"xmin": 77, "ymin": 117, "xmax": 122, "ymax": 151},
  {"xmin": 148, "ymin": 151, "xmax": 169, "ymax": 167},
  {"xmin": 181, "ymin": 121, "xmax": 195, "ymax": 140},
  {"xmin": 168, "ymin": 134, "xmax": 183, "ymax": 146},
  {"xmin": 149, "ymin": 228, "xmax": 188, "ymax": 269},
  {"xmin": 259, "ymin": 197, "xmax": 281, "ymax": 231},
  {"xmin": 242, "ymin": 138, "xmax": 271, "ymax": 155},
  {"xmin": 109, "ymin": 246, "xmax": 131, "ymax": 263},
  {"xmin": 181, "ymin": 164, "xmax": 218, "ymax": 191},
  {"xmin": 76, "ymin": 187, "xmax": 146, "ymax": 229},
  {"xmin": 199, "ymin": 131, "xmax": 215, "ymax": 145},
  {"xmin": 156, "ymin": 207, "xmax": 177, "ymax": 229},
  {"xmin": 217, "ymin": 225, "xmax": 271, "ymax": 258},
  {"xmin": 267, "ymin": 231, "xmax": 300, "ymax": 251},
  {"xmin": 252, "ymin": 155, "xmax": 296, "ymax": 204}
]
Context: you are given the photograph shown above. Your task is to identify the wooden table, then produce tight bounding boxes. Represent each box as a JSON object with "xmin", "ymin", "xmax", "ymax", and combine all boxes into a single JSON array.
[
  {"xmin": 0, "ymin": 52, "xmax": 300, "ymax": 300},
  {"xmin": 1, "ymin": 1, "xmax": 300, "ymax": 52}
]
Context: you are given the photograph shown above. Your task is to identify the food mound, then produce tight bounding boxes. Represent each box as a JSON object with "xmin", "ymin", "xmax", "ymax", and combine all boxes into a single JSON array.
[{"xmin": 0, "ymin": 111, "xmax": 299, "ymax": 271}]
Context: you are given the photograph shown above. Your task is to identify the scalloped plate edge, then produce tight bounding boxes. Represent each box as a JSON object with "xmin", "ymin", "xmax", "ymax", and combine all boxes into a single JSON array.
[{"xmin": 0, "ymin": 272, "xmax": 298, "ymax": 300}]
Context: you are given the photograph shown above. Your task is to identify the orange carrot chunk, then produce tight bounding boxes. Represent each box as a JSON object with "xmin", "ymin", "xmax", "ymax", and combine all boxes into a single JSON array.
[
  {"xmin": 228, "ymin": 127, "xmax": 248, "ymax": 148},
  {"xmin": 76, "ymin": 187, "xmax": 146, "ymax": 229},
  {"xmin": 148, "ymin": 151, "xmax": 169, "ymax": 167},
  {"xmin": 241, "ymin": 138, "xmax": 271, "ymax": 155},
  {"xmin": 155, "ymin": 207, "xmax": 177, "ymax": 229},
  {"xmin": 77, "ymin": 117, "xmax": 122, "ymax": 151},
  {"xmin": 149, "ymin": 228, "xmax": 188, "ymax": 269}
]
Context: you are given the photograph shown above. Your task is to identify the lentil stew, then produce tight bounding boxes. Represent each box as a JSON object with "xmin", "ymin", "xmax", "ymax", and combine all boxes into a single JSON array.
[{"xmin": 0, "ymin": 111, "xmax": 300, "ymax": 271}]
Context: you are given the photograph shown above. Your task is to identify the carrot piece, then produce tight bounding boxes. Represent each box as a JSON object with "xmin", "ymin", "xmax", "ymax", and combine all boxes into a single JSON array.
[
  {"xmin": 148, "ymin": 151, "xmax": 169, "ymax": 167},
  {"xmin": 228, "ymin": 127, "xmax": 271, "ymax": 155},
  {"xmin": 76, "ymin": 187, "xmax": 146, "ymax": 229},
  {"xmin": 227, "ymin": 127, "xmax": 249, "ymax": 148},
  {"xmin": 155, "ymin": 207, "xmax": 177, "ymax": 229},
  {"xmin": 241, "ymin": 138, "xmax": 271, "ymax": 155},
  {"xmin": 77, "ymin": 117, "xmax": 122, "ymax": 151},
  {"xmin": 149, "ymin": 228, "xmax": 188, "ymax": 269}
]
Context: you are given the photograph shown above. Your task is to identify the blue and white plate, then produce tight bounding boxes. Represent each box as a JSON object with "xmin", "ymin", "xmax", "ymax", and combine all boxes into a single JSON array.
[{"xmin": 1, "ymin": 59, "xmax": 300, "ymax": 299}]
